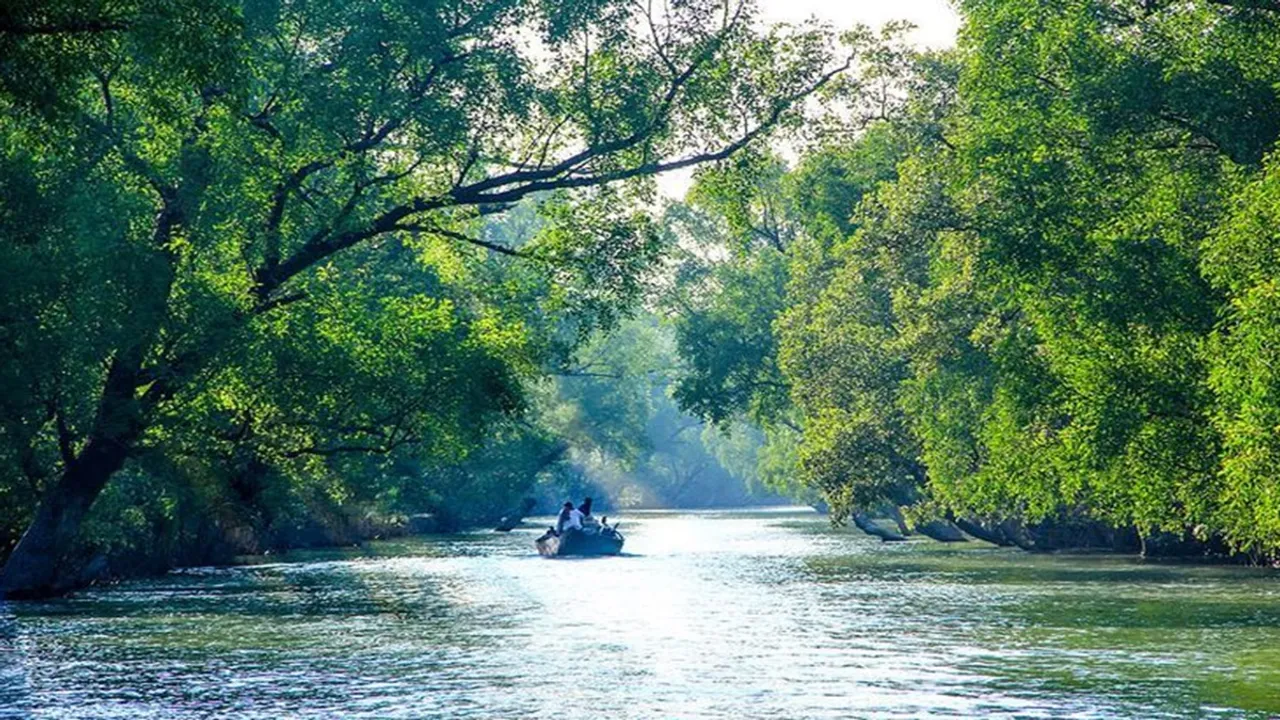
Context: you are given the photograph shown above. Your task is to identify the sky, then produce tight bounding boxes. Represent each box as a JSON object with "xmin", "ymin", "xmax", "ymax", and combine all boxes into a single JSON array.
[
  {"xmin": 656, "ymin": 0, "xmax": 960, "ymax": 198},
  {"xmin": 758, "ymin": 0, "xmax": 960, "ymax": 48}
]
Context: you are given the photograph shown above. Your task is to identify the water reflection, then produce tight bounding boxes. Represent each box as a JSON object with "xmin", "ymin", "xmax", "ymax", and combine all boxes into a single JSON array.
[{"xmin": 1, "ymin": 509, "xmax": 1278, "ymax": 718}]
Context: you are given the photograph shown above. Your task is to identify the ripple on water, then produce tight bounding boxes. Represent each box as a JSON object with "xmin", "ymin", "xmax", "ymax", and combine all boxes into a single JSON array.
[{"xmin": 2, "ymin": 509, "xmax": 1280, "ymax": 719}]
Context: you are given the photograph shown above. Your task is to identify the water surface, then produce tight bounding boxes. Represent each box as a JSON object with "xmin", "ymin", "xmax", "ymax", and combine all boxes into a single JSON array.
[{"xmin": 2, "ymin": 508, "xmax": 1279, "ymax": 718}]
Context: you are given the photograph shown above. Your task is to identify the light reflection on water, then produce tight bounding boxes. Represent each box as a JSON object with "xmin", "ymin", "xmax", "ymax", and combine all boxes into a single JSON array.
[{"xmin": 2, "ymin": 508, "xmax": 1279, "ymax": 719}]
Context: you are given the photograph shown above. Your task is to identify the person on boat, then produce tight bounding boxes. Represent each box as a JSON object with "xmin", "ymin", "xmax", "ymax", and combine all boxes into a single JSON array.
[
  {"xmin": 598, "ymin": 515, "xmax": 618, "ymax": 537},
  {"xmin": 554, "ymin": 502, "xmax": 572, "ymax": 534},
  {"xmin": 578, "ymin": 497, "xmax": 602, "ymax": 533},
  {"xmin": 556, "ymin": 501, "xmax": 582, "ymax": 535}
]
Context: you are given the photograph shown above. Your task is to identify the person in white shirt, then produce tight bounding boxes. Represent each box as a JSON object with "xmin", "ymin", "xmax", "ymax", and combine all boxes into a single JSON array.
[{"xmin": 556, "ymin": 502, "xmax": 582, "ymax": 535}]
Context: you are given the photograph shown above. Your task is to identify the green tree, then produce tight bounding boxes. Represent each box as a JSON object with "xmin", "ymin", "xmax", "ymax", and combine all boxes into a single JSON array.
[
  {"xmin": 783, "ymin": 0, "xmax": 1280, "ymax": 551},
  {"xmin": 0, "ymin": 0, "xmax": 860, "ymax": 595},
  {"xmin": 915, "ymin": 0, "xmax": 1257, "ymax": 541}
]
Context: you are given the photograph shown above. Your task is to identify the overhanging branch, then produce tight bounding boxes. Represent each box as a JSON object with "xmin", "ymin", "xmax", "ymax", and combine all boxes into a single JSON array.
[
  {"xmin": 252, "ymin": 29, "xmax": 854, "ymax": 303},
  {"xmin": 391, "ymin": 224, "xmax": 527, "ymax": 257}
]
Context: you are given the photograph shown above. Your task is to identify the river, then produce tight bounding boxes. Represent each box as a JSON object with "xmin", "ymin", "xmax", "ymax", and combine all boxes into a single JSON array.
[{"xmin": 2, "ymin": 508, "xmax": 1279, "ymax": 719}]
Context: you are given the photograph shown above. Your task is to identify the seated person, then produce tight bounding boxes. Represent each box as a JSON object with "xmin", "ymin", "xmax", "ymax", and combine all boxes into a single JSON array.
[
  {"xmin": 578, "ymin": 497, "xmax": 601, "ymax": 532},
  {"xmin": 555, "ymin": 502, "xmax": 582, "ymax": 535}
]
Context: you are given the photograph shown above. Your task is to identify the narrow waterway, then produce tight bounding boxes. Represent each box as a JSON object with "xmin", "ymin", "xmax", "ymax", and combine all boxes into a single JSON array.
[{"xmin": 2, "ymin": 508, "xmax": 1279, "ymax": 719}]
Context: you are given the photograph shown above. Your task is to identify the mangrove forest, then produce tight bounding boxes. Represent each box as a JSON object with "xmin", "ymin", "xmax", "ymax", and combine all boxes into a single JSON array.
[{"xmin": 3, "ymin": 0, "xmax": 1280, "ymax": 610}]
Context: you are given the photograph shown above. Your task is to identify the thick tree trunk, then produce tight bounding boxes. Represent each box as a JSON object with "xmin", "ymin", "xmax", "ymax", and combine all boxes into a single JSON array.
[
  {"xmin": 2, "ymin": 209, "xmax": 175, "ymax": 598},
  {"xmin": 852, "ymin": 512, "xmax": 908, "ymax": 542},
  {"xmin": 2, "ymin": 152, "xmax": 189, "ymax": 598},
  {"xmin": 952, "ymin": 517, "xmax": 1016, "ymax": 547},
  {"xmin": 0, "ymin": 351, "xmax": 149, "ymax": 598},
  {"xmin": 0, "ymin": 436, "xmax": 131, "ymax": 597},
  {"xmin": 885, "ymin": 505, "xmax": 912, "ymax": 535},
  {"xmin": 915, "ymin": 519, "xmax": 968, "ymax": 543}
]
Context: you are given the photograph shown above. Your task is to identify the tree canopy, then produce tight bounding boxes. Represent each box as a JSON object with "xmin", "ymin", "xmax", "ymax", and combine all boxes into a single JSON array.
[
  {"xmin": 8, "ymin": 0, "xmax": 1280, "ymax": 596},
  {"xmin": 0, "ymin": 0, "xmax": 864, "ymax": 596},
  {"xmin": 667, "ymin": 0, "xmax": 1280, "ymax": 559}
]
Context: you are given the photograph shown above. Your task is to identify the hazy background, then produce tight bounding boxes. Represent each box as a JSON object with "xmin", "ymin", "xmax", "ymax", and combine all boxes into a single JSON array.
[{"xmin": 759, "ymin": 0, "xmax": 959, "ymax": 48}]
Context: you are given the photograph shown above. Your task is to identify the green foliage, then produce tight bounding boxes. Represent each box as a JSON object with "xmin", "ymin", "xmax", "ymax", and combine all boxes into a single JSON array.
[
  {"xmin": 918, "ymin": 0, "xmax": 1246, "ymax": 539},
  {"xmin": 664, "ymin": 122, "xmax": 911, "ymax": 513},
  {"xmin": 1205, "ymin": 154, "xmax": 1280, "ymax": 554},
  {"xmin": 0, "ymin": 0, "xmax": 855, "ymax": 584},
  {"xmin": 672, "ymin": 247, "xmax": 790, "ymax": 425},
  {"xmin": 16, "ymin": 0, "xmax": 1280, "ymax": 577},
  {"xmin": 669, "ymin": 1, "xmax": 1280, "ymax": 557}
]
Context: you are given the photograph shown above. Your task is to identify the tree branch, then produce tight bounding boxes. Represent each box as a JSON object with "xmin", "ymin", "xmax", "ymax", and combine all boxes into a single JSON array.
[
  {"xmin": 264, "ymin": 160, "xmax": 332, "ymax": 268},
  {"xmin": 392, "ymin": 224, "xmax": 527, "ymax": 257},
  {"xmin": 555, "ymin": 370, "xmax": 625, "ymax": 379},
  {"xmin": 51, "ymin": 404, "xmax": 76, "ymax": 467},
  {"xmin": 254, "ymin": 25, "xmax": 852, "ymax": 304},
  {"xmin": 249, "ymin": 290, "xmax": 308, "ymax": 316}
]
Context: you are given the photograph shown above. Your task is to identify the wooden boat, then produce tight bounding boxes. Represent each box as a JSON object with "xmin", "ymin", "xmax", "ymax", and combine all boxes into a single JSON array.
[{"xmin": 535, "ymin": 526, "xmax": 625, "ymax": 557}]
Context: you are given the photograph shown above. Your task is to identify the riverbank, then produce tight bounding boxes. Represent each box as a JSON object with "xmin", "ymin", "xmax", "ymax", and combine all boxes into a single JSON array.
[
  {"xmin": 10, "ymin": 482, "xmax": 495, "ymax": 599},
  {"xmin": 21, "ymin": 504, "xmax": 1273, "ymax": 602},
  {"xmin": 9, "ymin": 489, "xmax": 790, "ymax": 597},
  {"xmin": 41, "ymin": 507, "xmax": 424, "ymax": 597},
  {"xmin": 850, "ymin": 511, "xmax": 1275, "ymax": 566},
  {"xmin": 7, "ymin": 494, "xmax": 1270, "ymax": 601}
]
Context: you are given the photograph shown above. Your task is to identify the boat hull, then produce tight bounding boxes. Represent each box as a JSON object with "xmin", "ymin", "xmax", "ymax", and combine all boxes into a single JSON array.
[{"xmin": 536, "ymin": 529, "xmax": 624, "ymax": 557}]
